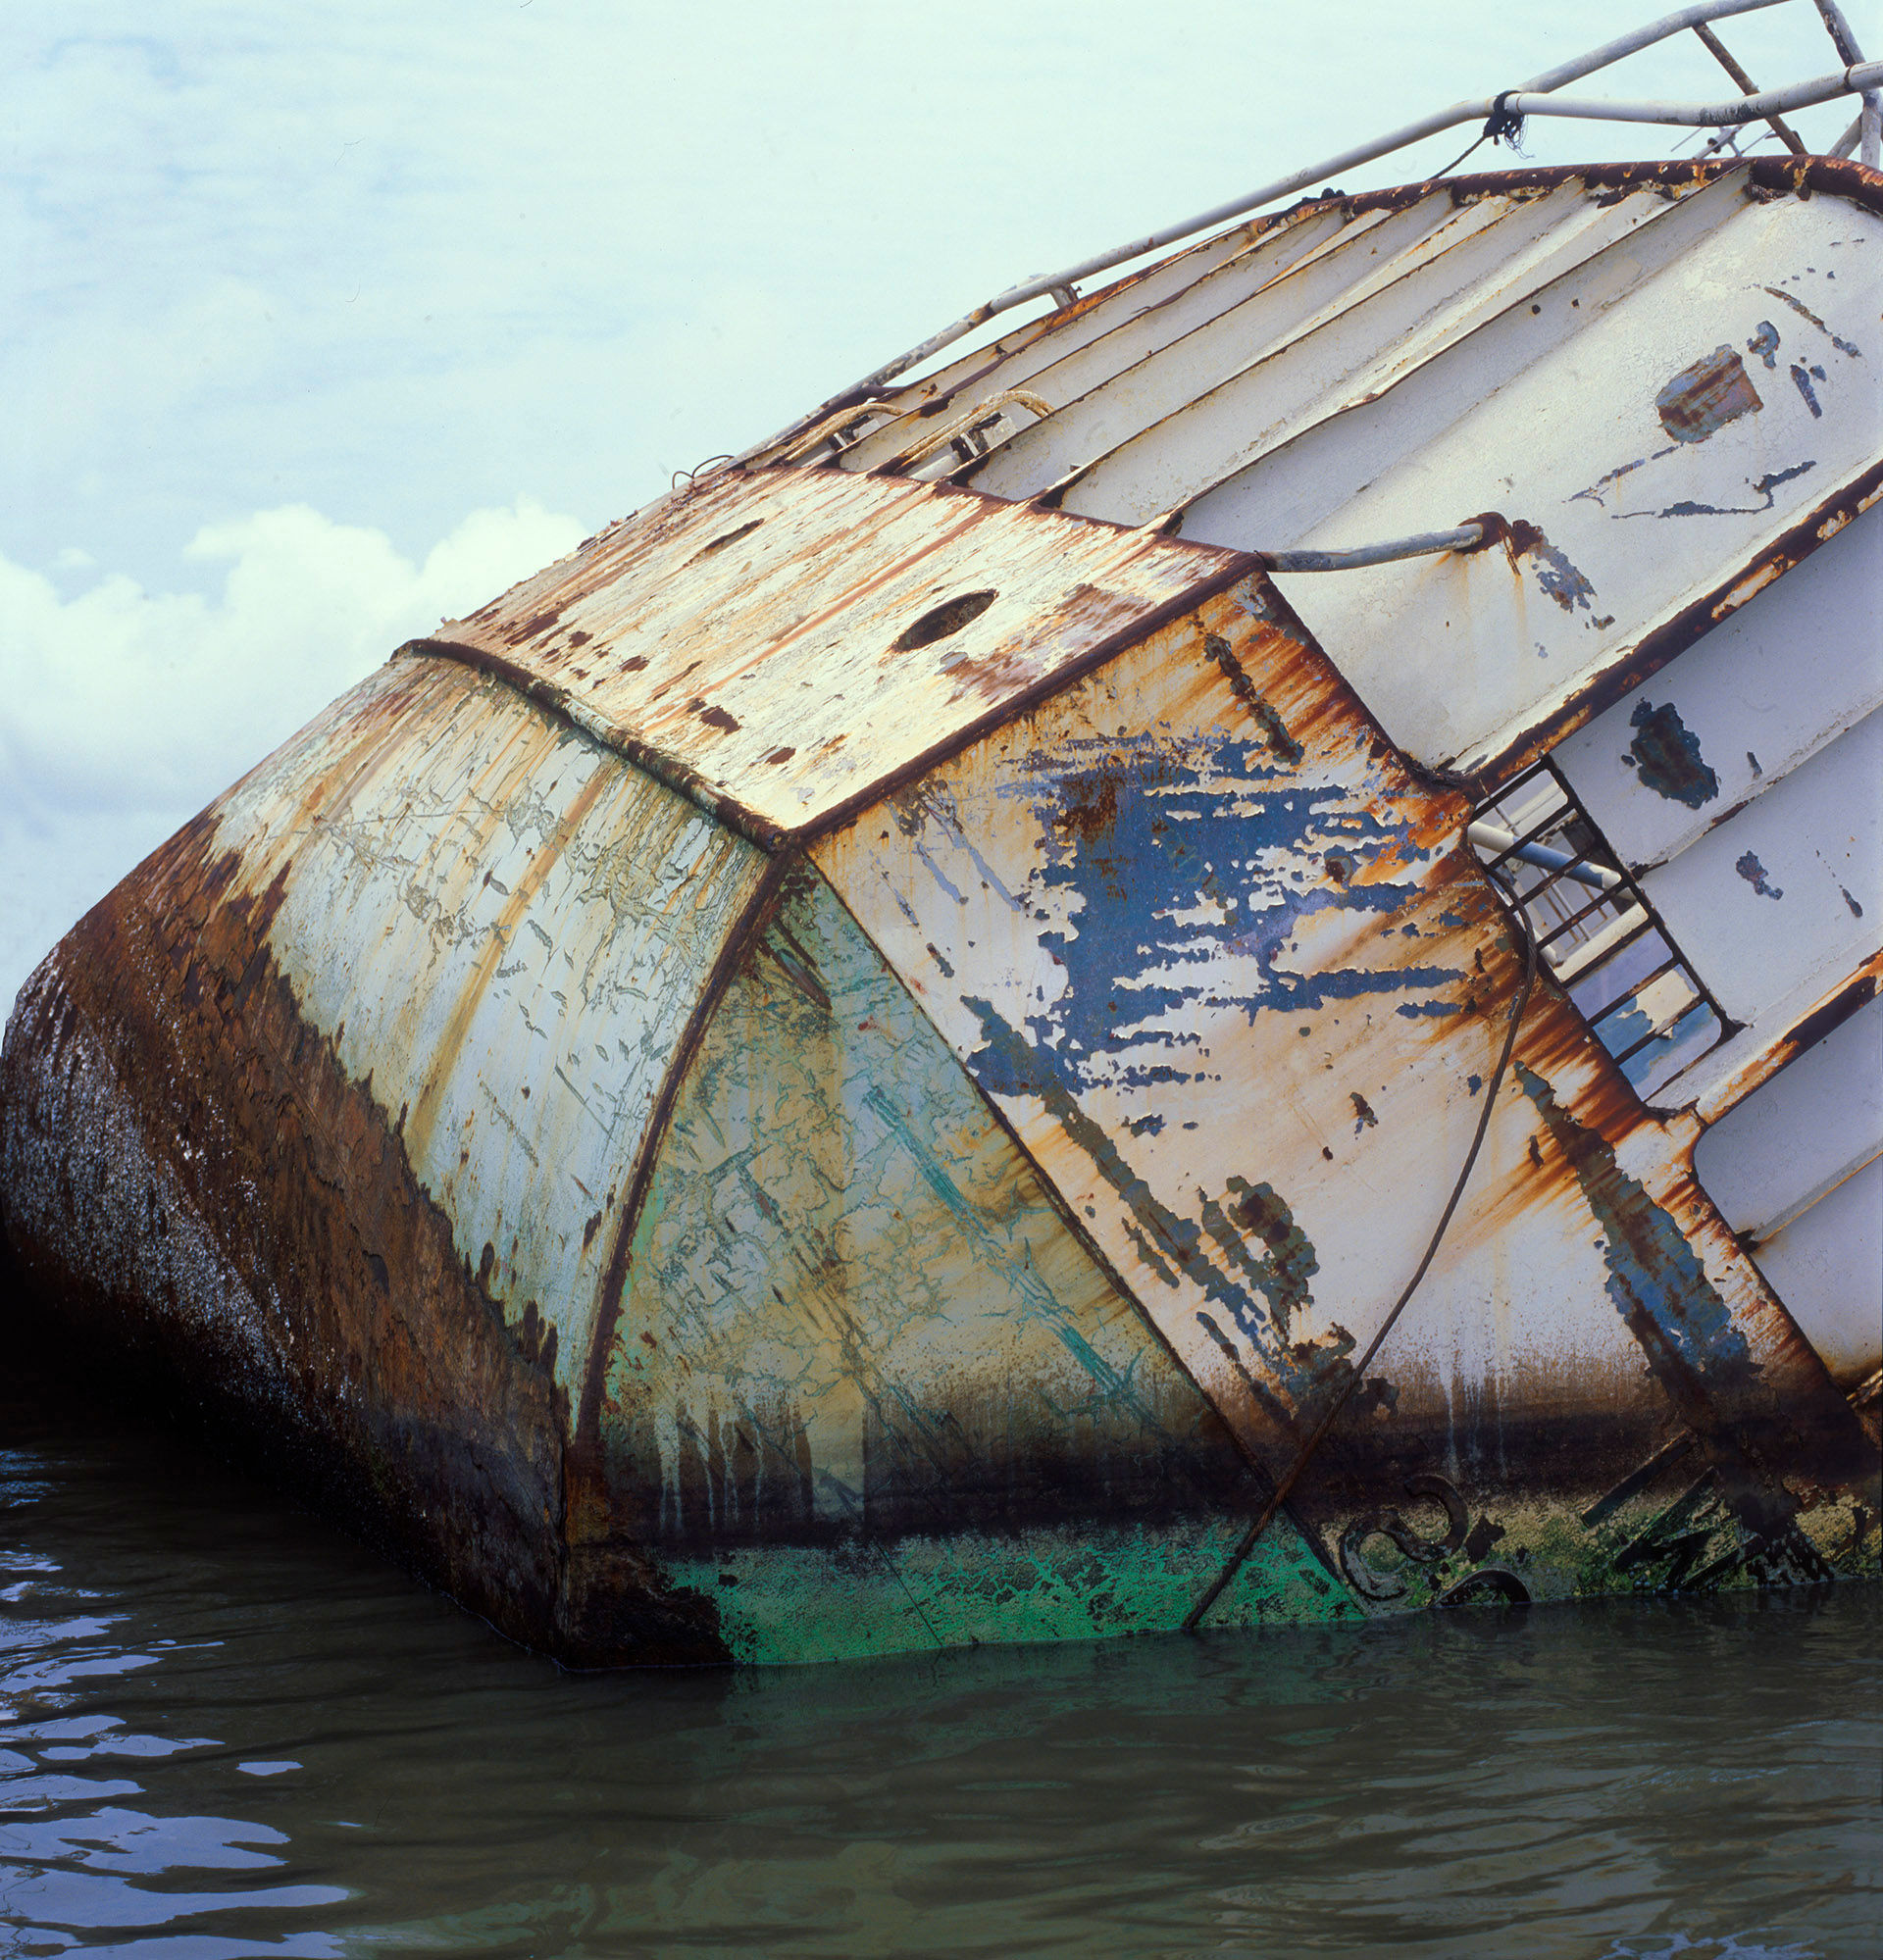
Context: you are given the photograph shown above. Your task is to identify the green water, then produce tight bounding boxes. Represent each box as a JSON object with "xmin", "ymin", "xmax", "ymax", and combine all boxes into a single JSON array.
[{"xmin": 1, "ymin": 1386, "xmax": 1876, "ymax": 1957}]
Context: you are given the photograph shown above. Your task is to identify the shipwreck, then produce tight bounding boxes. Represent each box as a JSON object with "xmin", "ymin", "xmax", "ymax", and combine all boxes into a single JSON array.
[{"xmin": 3, "ymin": 1, "xmax": 1879, "ymax": 1663}]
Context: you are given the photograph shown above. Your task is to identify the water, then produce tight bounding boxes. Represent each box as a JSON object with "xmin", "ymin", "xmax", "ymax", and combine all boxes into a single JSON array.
[{"xmin": 1, "ymin": 1384, "xmax": 1876, "ymax": 1958}]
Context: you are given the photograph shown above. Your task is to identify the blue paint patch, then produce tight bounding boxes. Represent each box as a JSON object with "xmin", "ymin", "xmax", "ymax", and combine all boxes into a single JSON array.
[
  {"xmin": 1515, "ymin": 1063, "xmax": 1750, "ymax": 1381},
  {"xmin": 1598, "ymin": 1001, "xmax": 1655, "ymax": 1071},
  {"xmin": 964, "ymin": 995, "xmax": 1349, "ymax": 1401},
  {"xmin": 1395, "ymin": 1000, "xmax": 1459, "ymax": 1019},
  {"xmin": 984, "ymin": 729, "xmax": 1458, "ymax": 1091},
  {"xmin": 1617, "ymin": 1000, "xmax": 1721, "ymax": 1092},
  {"xmin": 1736, "ymin": 852, "xmax": 1783, "ymax": 901},
  {"xmin": 1627, "ymin": 701, "xmax": 1718, "ymax": 809}
]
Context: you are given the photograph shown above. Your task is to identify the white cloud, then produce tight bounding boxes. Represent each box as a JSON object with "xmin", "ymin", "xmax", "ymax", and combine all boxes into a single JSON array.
[{"xmin": 0, "ymin": 496, "xmax": 584, "ymax": 1011}]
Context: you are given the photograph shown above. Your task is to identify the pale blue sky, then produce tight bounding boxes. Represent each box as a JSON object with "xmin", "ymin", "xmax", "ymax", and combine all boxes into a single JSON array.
[{"xmin": 3, "ymin": 0, "xmax": 1873, "ymax": 1003}]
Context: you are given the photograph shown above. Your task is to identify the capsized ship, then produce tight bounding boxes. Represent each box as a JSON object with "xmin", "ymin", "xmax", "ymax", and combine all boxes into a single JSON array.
[{"xmin": 4, "ymin": 10, "xmax": 1880, "ymax": 1664}]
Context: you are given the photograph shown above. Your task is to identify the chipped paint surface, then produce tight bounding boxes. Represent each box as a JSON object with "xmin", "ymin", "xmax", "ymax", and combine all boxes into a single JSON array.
[
  {"xmin": 600, "ymin": 864, "xmax": 1259, "ymax": 1549},
  {"xmin": 1625, "ymin": 701, "xmax": 1720, "ymax": 809},
  {"xmin": 3, "ymin": 152, "xmax": 1878, "ymax": 1667},
  {"xmin": 200, "ymin": 657, "xmax": 771, "ymax": 1405},
  {"xmin": 762, "ymin": 160, "xmax": 1880, "ymax": 797},
  {"xmin": 1555, "ymin": 498, "xmax": 1883, "ymax": 874},
  {"xmin": 1644, "ymin": 706, "xmax": 1881, "ymax": 1038},
  {"xmin": 665, "ymin": 1515, "xmax": 1348, "ymax": 1666},
  {"xmin": 422, "ymin": 465, "xmax": 1237, "ymax": 840},
  {"xmin": 1654, "ymin": 345, "xmax": 1764, "ymax": 443},
  {"xmin": 812, "ymin": 573, "xmax": 1874, "ymax": 1592}
]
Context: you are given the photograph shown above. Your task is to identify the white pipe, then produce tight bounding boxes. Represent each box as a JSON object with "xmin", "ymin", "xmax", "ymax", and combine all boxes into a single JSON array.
[
  {"xmin": 1500, "ymin": 60, "xmax": 1883, "ymax": 125},
  {"xmin": 810, "ymin": 0, "xmax": 1803, "ymax": 404},
  {"xmin": 1523, "ymin": 0, "xmax": 1791, "ymax": 91},
  {"xmin": 1258, "ymin": 525, "xmax": 1486, "ymax": 571},
  {"xmin": 1467, "ymin": 821, "xmax": 1624, "ymax": 891},
  {"xmin": 1808, "ymin": 0, "xmax": 1880, "ymax": 168},
  {"xmin": 1551, "ymin": 905, "xmax": 1652, "ymax": 980}
]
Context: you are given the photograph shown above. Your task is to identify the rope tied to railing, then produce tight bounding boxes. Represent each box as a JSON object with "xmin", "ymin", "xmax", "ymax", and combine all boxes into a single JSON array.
[{"xmin": 1484, "ymin": 87, "xmax": 1528, "ymax": 147}]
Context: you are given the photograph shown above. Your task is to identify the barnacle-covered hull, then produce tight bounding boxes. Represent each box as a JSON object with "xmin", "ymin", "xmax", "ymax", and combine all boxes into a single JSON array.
[{"xmin": 3, "ymin": 159, "xmax": 1878, "ymax": 1663}]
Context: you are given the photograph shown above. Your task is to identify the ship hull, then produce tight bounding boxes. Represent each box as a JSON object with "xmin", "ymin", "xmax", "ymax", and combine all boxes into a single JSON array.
[{"xmin": 4, "ymin": 160, "xmax": 1878, "ymax": 1663}]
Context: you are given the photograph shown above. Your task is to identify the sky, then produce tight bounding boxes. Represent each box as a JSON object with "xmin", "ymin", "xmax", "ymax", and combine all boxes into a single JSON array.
[{"xmin": 3, "ymin": 0, "xmax": 1875, "ymax": 1009}]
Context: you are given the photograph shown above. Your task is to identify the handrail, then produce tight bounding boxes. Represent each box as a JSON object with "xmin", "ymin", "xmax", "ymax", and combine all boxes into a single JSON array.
[
  {"xmin": 1809, "ymin": 0, "xmax": 1880, "ymax": 166},
  {"xmin": 789, "ymin": 0, "xmax": 1871, "ymax": 417},
  {"xmin": 1255, "ymin": 525, "xmax": 1487, "ymax": 572},
  {"xmin": 774, "ymin": 401, "xmax": 913, "ymax": 463},
  {"xmin": 1494, "ymin": 60, "xmax": 1881, "ymax": 124}
]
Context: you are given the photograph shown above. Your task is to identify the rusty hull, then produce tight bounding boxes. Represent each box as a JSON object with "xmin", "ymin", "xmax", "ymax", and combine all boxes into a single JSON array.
[{"xmin": 4, "ymin": 171, "xmax": 1879, "ymax": 1664}]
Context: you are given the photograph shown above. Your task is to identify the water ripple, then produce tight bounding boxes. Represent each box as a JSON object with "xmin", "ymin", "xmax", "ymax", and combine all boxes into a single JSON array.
[{"xmin": 0, "ymin": 1392, "xmax": 1875, "ymax": 1956}]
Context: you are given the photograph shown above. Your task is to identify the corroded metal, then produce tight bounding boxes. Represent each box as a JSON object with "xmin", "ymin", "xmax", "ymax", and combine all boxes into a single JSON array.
[{"xmin": 2, "ymin": 152, "xmax": 1877, "ymax": 1666}]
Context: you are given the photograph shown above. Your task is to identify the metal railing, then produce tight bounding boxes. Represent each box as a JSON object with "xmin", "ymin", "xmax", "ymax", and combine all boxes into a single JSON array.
[
  {"xmin": 1471, "ymin": 761, "xmax": 1733, "ymax": 1101},
  {"xmin": 755, "ymin": 0, "xmax": 1880, "ymax": 443}
]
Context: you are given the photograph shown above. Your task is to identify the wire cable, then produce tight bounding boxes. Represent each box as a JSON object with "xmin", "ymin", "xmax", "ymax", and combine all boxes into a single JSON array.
[{"xmin": 1183, "ymin": 869, "xmax": 1541, "ymax": 1632}]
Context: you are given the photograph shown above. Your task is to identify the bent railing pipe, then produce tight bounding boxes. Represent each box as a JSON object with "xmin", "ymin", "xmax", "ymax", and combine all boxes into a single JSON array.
[
  {"xmin": 1466, "ymin": 822, "xmax": 1624, "ymax": 892},
  {"xmin": 789, "ymin": 1, "xmax": 1871, "ymax": 417},
  {"xmin": 1491, "ymin": 60, "xmax": 1882, "ymax": 125},
  {"xmin": 1254, "ymin": 524, "xmax": 1488, "ymax": 573}
]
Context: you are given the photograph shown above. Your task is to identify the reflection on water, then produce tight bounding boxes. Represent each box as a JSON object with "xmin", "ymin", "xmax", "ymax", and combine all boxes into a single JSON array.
[{"xmin": 0, "ymin": 1382, "xmax": 1876, "ymax": 1958}]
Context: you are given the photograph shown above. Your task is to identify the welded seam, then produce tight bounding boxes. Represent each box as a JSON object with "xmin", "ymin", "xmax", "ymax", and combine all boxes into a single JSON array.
[
  {"xmin": 795, "ymin": 551, "xmax": 1261, "ymax": 848},
  {"xmin": 395, "ymin": 637, "xmax": 791, "ymax": 852},
  {"xmin": 843, "ymin": 205, "xmax": 1346, "ymax": 478},
  {"xmin": 1694, "ymin": 952, "xmax": 1883, "ymax": 1126},
  {"xmin": 403, "ymin": 480, "xmax": 1254, "ymax": 856},
  {"xmin": 580, "ymin": 850, "xmax": 949, "ymax": 1649},
  {"xmin": 573, "ymin": 850, "xmax": 793, "ymax": 1459},
  {"xmin": 804, "ymin": 856, "xmax": 1336, "ymax": 1589},
  {"xmin": 1144, "ymin": 165, "xmax": 1738, "ymax": 538},
  {"xmin": 752, "ymin": 158, "xmax": 1775, "ymax": 457},
  {"xmin": 970, "ymin": 177, "xmax": 1652, "ymax": 506},
  {"xmin": 1184, "ymin": 873, "xmax": 1542, "ymax": 1632}
]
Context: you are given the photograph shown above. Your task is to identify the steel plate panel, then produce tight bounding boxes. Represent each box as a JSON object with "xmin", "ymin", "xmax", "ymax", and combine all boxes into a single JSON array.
[
  {"xmin": 1555, "ymin": 499, "xmax": 1883, "ymax": 872},
  {"xmin": 601, "ymin": 864, "xmax": 1265, "ymax": 1553},
  {"xmin": 1639, "ymin": 706, "xmax": 1882, "ymax": 1029},
  {"xmin": 1745, "ymin": 1156, "xmax": 1883, "ymax": 1387},
  {"xmin": 812, "ymin": 579, "xmax": 1736, "ymax": 1481},
  {"xmin": 204, "ymin": 657, "xmax": 768, "ymax": 1394},
  {"xmin": 832, "ymin": 202, "xmax": 1375, "ymax": 475},
  {"xmin": 1191, "ymin": 176, "xmax": 1880, "ymax": 772},
  {"xmin": 975, "ymin": 180, "xmax": 1651, "ymax": 507},
  {"xmin": 1694, "ymin": 995, "xmax": 1883, "ymax": 1240},
  {"xmin": 430, "ymin": 467, "xmax": 1232, "ymax": 838}
]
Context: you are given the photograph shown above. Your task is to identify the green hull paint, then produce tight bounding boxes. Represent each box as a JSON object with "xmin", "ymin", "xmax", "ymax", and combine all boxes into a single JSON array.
[
  {"xmin": 665, "ymin": 1511, "xmax": 1352, "ymax": 1666},
  {"xmin": 668, "ymin": 1480, "xmax": 1880, "ymax": 1666}
]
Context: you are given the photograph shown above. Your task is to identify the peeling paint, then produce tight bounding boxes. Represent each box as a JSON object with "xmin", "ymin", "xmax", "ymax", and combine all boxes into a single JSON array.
[
  {"xmin": 1655, "ymin": 347, "xmax": 1762, "ymax": 444},
  {"xmin": 6, "ymin": 155, "xmax": 1879, "ymax": 1669},
  {"xmin": 1514, "ymin": 526, "xmax": 1603, "ymax": 618},
  {"xmin": 1516, "ymin": 1063, "xmax": 1805, "ymax": 1552},
  {"xmin": 1760, "ymin": 283, "xmax": 1863, "ymax": 359},
  {"xmin": 1627, "ymin": 699, "xmax": 1720, "ymax": 809},
  {"xmin": 1735, "ymin": 850, "xmax": 1784, "ymax": 900}
]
